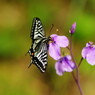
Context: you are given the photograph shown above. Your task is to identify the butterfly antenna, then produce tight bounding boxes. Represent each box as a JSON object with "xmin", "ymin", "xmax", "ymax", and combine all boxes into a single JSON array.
[{"xmin": 49, "ymin": 24, "xmax": 54, "ymax": 35}]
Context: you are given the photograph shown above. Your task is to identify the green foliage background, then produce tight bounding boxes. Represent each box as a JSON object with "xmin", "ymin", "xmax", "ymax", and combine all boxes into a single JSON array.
[{"xmin": 0, "ymin": 0, "xmax": 95, "ymax": 95}]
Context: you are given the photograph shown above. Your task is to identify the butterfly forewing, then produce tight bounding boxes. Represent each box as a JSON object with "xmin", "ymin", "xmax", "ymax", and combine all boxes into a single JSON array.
[{"xmin": 31, "ymin": 18, "xmax": 45, "ymax": 41}]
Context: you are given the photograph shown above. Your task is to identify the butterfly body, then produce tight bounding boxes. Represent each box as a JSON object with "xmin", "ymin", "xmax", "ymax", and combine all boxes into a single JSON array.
[{"xmin": 27, "ymin": 17, "xmax": 51, "ymax": 73}]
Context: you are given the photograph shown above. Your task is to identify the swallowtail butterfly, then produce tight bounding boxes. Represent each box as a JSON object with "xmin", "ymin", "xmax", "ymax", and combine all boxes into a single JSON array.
[{"xmin": 27, "ymin": 17, "xmax": 51, "ymax": 73}]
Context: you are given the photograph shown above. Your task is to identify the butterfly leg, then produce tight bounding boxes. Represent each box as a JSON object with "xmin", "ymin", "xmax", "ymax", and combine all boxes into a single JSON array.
[
  {"xmin": 28, "ymin": 59, "xmax": 32, "ymax": 68},
  {"xmin": 25, "ymin": 48, "xmax": 32, "ymax": 56},
  {"xmin": 25, "ymin": 50, "xmax": 33, "ymax": 68},
  {"xmin": 25, "ymin": 51, "xmax": 29, "ymax": 56}
]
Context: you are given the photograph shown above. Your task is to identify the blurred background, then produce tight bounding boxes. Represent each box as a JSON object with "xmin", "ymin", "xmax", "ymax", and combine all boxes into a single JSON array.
[{"xmin": 0, "ymin": 0, "xmax": 95, "ymax": 95}]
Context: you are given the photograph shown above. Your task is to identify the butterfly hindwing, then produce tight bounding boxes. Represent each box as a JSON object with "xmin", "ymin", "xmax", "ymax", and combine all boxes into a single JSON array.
[{"xmin": 33, "ymin": 40, "xmax": 48, "ymax": 72}]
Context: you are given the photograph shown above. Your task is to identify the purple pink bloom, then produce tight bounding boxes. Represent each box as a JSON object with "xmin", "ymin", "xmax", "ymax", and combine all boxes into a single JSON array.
[
  {"xmin": 82, "ymin": 42, "xmax": 95, "ymax": 65},
  {"xmin": 49, "ymin": 34, "xmax": 69, "ymax": 60},
  {"xmin": 55, "ymin": 55, "xmax": 75, "ymax": 76},
  {"xmin": 48, "ymin": 34, "xmax": 76, "ymax": 75}
]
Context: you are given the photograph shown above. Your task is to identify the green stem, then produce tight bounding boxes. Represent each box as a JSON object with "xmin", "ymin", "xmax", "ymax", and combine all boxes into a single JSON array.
[
  {"xmin": 70, "ymin": 34, "xmax": 84, "ymax": 95},
  {"xmin": 78, "ymin": 57, "xmax": 83, "ymax": 67}
]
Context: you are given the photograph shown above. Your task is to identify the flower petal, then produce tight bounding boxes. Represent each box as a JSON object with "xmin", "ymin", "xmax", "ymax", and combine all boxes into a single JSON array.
[
  {"xmin": 55, "ymin": 61, "xmax": 64, "ymax": 76},
  {"xmin": 55, "ymin": 55, "xmax": 75, "ymax": 76},
  {"xmin": 55, "ymin": 36, "xmax": 69, "ymax": 47},
  {"xmin": 86, "ymin": 42, "xmax": 95, "ymax": 47},
  {"xmin": 82, "ymin": 43, "xmax": 95, "ymax": 59},
  {"xmin": 50, "ymin": 34, "xmax": 69, "ymax": 47},
  {"xmin": 86, "ymin": 50, "xmax": 95, "ymax": 65},
  {"xmin": 61, "ymin": 56, "xmax": 75, "ymax": 72},
  {"xmin": 82, "ymin": 42, "xmax": 95, "ymax": 65},
  {"xmin": 81, "ymin": 47, "xmax": 92, "ymax": 59},
  {"xmin": 49, "ymin": 43, "xmax": 61, "ymax": 60}
]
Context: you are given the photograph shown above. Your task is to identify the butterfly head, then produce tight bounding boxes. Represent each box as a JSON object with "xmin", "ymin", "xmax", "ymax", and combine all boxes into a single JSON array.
[{"xmin": 47, "ymin": 36, "xmax": 54, "ymax": 44}]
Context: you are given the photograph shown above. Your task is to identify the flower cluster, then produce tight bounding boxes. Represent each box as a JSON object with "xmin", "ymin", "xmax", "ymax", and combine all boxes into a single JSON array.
[
  {"xmin": 46, "ymin": 21, "xmax": 95, "ymax": 95},
  {"xmin": 48, "ymin": 22, "xmax": 76, "ymax": 76},
  {"xmin": 48, "ymin": 22, "xmax": 95, "ymax": 76}
]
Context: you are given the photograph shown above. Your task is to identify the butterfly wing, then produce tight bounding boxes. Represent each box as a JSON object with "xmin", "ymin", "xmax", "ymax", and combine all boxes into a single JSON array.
[
  {"xmin": 31, "ymin": 17, "xmax": 45, "ymax": 41},
  {"xmin": 28, "ymin": 17, "xmax": 48, "ymax": 72},
  {"xmin": 28, "ymin": 39, "xmax": 48, "ymax": 73},
  {"xmin": 33, "ymin": 39, "xmax": 48, "ymax": 72}
]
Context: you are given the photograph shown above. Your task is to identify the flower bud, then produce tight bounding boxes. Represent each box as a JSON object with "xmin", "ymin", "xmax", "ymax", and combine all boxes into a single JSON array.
[{"xmin": 69, "ymin": 22, "xmax": 76, "ymax": 34}]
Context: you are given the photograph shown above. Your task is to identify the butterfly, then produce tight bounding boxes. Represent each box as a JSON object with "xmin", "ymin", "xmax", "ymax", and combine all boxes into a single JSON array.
[{"xmin": 27, "ymin": 17, "xmax": 51, "ymax": 73}]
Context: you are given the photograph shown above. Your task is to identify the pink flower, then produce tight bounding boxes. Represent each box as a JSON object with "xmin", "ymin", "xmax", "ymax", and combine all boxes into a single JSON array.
[
  {"xmin": 55, "ymin": 55, "xmax": 75, "ymax": 76},
  {"xmin": 49, "ymin": 34, "xmax": 69, "ymax": 60},
  {"xmin": 82, "ymin": 42, "xmax": 95, "ymax": 65}
]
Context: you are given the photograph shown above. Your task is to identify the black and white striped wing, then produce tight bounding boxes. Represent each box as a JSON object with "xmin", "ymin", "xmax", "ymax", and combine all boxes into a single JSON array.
[
  {"xmin": 33, "ymin": 41, "xmax": 48, "ymax": 72},
  {"xmin": 28, "ymin": 17, "xmax": 48, "ymax": 73},
  {"xmin": 31, "ymin": 17, "xmax": 45, "ymax": 41}
]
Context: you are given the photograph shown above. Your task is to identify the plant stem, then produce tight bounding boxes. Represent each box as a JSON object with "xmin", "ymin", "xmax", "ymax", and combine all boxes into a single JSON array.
[
  {"xmin": 78, "ymin": 57, "xmax": 83, "ymax": 67},
  {"xmin": 72, "ymin": 72, "xmax": 84, "ymax": 95},
  {"xmin": 70, "ymin": 34, "xmax": 84, "ymax": 95}
]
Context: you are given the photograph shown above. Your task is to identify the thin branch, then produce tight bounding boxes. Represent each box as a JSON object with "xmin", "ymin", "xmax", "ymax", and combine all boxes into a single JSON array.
[
  {"xmin": 69, "ymin": 34, "xmax": 84, "ymax": 95},
  {"xmin": 78, "ymin": 57, "xmax": 83, "ymax": 68}
]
